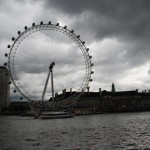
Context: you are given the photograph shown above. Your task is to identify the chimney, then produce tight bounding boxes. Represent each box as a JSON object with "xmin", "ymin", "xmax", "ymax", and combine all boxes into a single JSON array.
[
  {"xmin": 55, "ymin": 92, "xmax": 58, "ymax": 97},
  {"xmin": 70, "ymin": 88, "xmax": 72, "ymax": 94},
  {"xmin": 111, "ymin": 83, "xmax": 115, "ymax": 93},
  {"xmin": 136, "ymin": 89, "xmax": 138, "ymax": 93},
  {"xmin": 99, "ymin": 88, "xmax": 101, "ymax": 96},
  {"xmin": 63, "ymin": 89, "xmax": 66, "ymax": 95},
  {"xmin": 62, "ymin": 89, "xmax": 66, "ymax": 95}
]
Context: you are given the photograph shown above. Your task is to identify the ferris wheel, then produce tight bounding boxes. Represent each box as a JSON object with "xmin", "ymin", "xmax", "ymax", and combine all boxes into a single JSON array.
[{"xmin": 4, "ymin": 21, "xmax": 94, "ymax": 106}]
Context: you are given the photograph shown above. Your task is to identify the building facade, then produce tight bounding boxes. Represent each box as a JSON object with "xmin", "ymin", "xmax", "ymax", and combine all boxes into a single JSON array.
[
  {"xmin": 0, "ymin": 66, "xmax": 10, "ymax": 111},
  {"xmin": 51, "ymin": 88, "xmax": 150, "ymax": 114}
]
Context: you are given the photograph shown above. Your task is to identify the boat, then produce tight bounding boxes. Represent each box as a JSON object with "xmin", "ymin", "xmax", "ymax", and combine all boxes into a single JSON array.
[{"xmin": 34, "ymin": 111, "xmax": 74, "ymax": 119}]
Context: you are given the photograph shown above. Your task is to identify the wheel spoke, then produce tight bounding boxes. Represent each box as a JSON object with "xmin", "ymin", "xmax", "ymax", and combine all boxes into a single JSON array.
[{"xmin": 7, "ymin": 23, "xmax": 93, "ymax": 106}]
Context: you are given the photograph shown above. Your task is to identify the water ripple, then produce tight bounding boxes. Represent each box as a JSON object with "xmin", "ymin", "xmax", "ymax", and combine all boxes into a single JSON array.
[{"xmin": 1, "ymin": 112, "xmax": 150, "ymax": 149}]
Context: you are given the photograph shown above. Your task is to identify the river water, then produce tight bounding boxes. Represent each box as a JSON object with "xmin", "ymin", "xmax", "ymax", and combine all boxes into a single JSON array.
[{"xmin": 0, "ymin": 112, "xmax": 150, "ymax": 150}]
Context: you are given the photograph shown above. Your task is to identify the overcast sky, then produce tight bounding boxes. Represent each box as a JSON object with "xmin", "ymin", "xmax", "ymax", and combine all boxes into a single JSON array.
[{"xmin": 1, "ymin": 0, "xmax": 150, "ymax": 100}]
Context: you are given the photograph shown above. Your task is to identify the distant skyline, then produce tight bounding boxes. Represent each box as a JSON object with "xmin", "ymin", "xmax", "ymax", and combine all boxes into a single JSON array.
[{"xmin": 0, "ymin": 0, "xmax": 150, "ymax": 99}]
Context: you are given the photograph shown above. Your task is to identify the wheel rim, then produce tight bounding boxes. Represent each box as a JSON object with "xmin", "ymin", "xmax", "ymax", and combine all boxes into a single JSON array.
[{"xmin": 7, "ymin": 23, "xmax": 93, "ymax": 102}]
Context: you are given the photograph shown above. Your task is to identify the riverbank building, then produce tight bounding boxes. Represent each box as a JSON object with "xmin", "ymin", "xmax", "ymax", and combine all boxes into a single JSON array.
[{"xmin": 0, "ymin": 66, "xmax": 10, "ymax": 111}]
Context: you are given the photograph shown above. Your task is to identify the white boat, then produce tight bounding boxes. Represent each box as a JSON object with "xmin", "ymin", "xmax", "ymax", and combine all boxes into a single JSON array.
[{"xmin": 34, "ymin": 111, "xmax": 74, "ymax": 119}]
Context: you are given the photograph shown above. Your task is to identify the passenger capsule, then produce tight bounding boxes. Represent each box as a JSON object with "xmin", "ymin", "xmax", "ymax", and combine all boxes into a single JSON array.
[
  {"xmin": 82, "ymin": 41, "xmax": 85, "ymax": 44},
  {"xmin": 86, "ymin": 48, "xmax": 89, "ymax": 51},
  {"xmin": 91, "ymin": 63, "xmax": 94, "ymax": 66},
  {"xmin": 56, "ymin": 23, "xmax": 59, "ymax": 26},
  {"xmin": 71, "ymin": 30, "xmax": 74, "ymax": 33},
  {"xmin": 32, "ymin": 23, "xmax": 35, "ymax": 27},
  {"xmin": 18, "ymin": 31, "xmax": 21, "ymax": 34},
  {"xmin": 4, "ymin": 63, "xmax": 7, "ymax": 66},
  {"xmin": 7, "ymin": 45, "xmax": 10, "ymax": 48},
  {"xmin": 24, "ymin": 26, "xmax": 28, "ymax": 30},
  {"xmin": 8, "ymin": 81, "xmax": 11, "ymax": 84},
  {"xmin": 40, "ymin": 21, "xmax": 43, "ymax": 25},
  {"xmin": 77, "ymin": 35, "xmax": 80, "ymax": 38},
  {"xmin": 63, "ymin": 26, "xmax": 67, "ymax": 29},
  {"xmin": 12, "ymin": 37, "xmax": 15, "ymax": 41},
  {"xmin": 89, "ymin": 55, "xmax": 92, "ymax": 59},
  {"xmin": 48, "ymin": 21, "xmax": 51, "ymax": 25},
  {"xmin": 89, "ymin": 79, "xmax": 93, "ymax": 82},
  {"xmin": 13, "ymin": 90, "xmax": 16, "ymax": 93},
  {"xmin": 5, "ymin": 53, "xmax": 8, "ymax": 57},
  {"xmin": 91, "ymin": 71, "xmax": 94, "ymax": 74},
  {"xmin": 20, "ymin": 97, "xmax": 23, "ymax": 100}
]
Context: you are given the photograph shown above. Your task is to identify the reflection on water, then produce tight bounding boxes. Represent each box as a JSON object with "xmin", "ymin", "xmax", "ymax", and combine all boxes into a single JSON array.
[{"xmin": 0, "ymin": 112, "xmax": 150, "ymax": 150}]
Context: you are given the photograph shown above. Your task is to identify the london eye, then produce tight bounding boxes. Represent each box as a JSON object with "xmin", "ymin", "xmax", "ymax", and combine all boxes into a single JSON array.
[{"xmin": 4, "ymin": 21, "xmax": 94, "ymax": 107}]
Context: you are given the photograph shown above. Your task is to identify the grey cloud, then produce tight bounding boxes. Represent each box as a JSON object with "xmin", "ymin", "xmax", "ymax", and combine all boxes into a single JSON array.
[
  {"xmin": 1, "ymin": 0, "xmax": 150, "ymax": 98},
  {"xmin": 43, "ymin": 0, "xmax": 150, "ymax": 72},
  {"xmin": 45, "ymin": 0, "xmax": 150, "ymax": 41}
]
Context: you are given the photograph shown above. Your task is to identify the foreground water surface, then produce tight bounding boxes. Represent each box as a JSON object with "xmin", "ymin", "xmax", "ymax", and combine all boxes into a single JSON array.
[{"xmin": 0, "ymin": 112, "xmax": 150, "ymax": 150}]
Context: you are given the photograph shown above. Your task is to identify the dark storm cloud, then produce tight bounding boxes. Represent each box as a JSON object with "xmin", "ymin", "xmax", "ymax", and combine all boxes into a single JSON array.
[
  {"xmin": 1, "ymin": 0, "xmax": 150, "ymax": 95},
  {"xmin": 43, "ymin": 0, "xmax": 150, "ymax": 75},
  {"xmin": 45, "ymin": 0, "xmax": 150, "ymax": 41}
]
